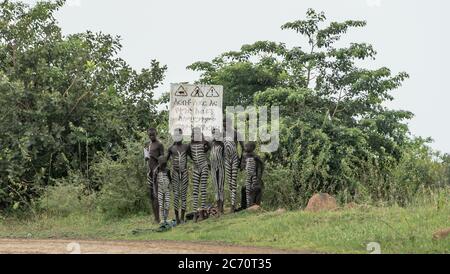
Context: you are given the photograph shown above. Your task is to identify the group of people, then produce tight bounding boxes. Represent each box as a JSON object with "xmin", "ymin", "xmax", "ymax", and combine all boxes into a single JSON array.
[{"xmin": 144, "ymin": 120, "xmax": 264, "ymax": 226}]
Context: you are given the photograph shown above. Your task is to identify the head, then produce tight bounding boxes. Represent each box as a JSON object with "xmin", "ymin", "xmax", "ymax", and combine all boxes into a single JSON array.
[
  {"xmin": 211, "ymin": 127, "xmax": 222, "ymax": 141},
  {"xmin": 191, "ymin": 127, "xmax": 203, "ymax": 142},
  {"xmin": 173, "ymin": 128, "xmax": 183, "ymax": 143},
  {"xmin": 147, "ymin": 128, "xmax": 157, "ymax": 142},
  {"xmin": 244, "ymin": 142, "xmax": 256, "ymax": 153}
]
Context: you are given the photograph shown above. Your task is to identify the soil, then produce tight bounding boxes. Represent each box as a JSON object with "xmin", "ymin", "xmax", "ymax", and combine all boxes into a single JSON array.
[{"xmin": 0, "ymin": 238, "xmax": 312, "ymax": 254}]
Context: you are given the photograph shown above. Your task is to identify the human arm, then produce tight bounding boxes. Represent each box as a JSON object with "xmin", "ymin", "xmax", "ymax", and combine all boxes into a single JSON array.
[
  {"xmin": 167, "ymin": 145, "xmax": 173, "ymax": 161},
  {"xmin": 159, "ymin": 142, "xmax": 165, "ymax": 158},
  {"xmin": 256, "ymin": 156, "xmax": 265, "ymax": 185},
  {"xmin": 240, "ymin": 154, "xmax": 246, "ymax": 170}
]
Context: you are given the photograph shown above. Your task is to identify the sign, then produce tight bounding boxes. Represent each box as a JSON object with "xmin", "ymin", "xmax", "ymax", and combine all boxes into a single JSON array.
[{"xmin": 169, "ymin": 83, "xmax": 223, "ymax": 138}]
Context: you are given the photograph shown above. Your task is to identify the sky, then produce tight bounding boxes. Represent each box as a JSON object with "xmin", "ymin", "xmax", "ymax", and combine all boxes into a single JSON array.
[{"xmin": 18, "ymin": 0, "xmax": 450, "ymax": 153}]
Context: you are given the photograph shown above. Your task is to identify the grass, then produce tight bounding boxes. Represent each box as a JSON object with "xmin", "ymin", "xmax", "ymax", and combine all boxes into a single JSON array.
[{"xmin": 1, "ymin": 204, "xmax": 449, "ymax": 254}]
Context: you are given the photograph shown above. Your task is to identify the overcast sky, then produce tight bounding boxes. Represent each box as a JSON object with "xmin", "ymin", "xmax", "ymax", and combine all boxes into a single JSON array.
[{"xmin": 19, "ymin": 0, "xmax": 449, "ymax": 153}]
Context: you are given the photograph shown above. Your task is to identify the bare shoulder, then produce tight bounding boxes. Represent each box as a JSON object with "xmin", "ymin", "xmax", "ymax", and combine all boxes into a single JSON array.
[
  {"xmin": 152, "ymin": 141, "xmax": 164, "ymax": 150},
  {"xmin": 168, "ymin": 144, "xmax": 174, "ymax": 152}
]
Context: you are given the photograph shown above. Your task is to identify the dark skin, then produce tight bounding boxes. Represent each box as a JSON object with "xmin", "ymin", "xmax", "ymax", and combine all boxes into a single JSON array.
[
  {"xmin": 154, "ymin": 156, "xmax": 171, "ymax": 224},
  {"xmin": 154, "ymin": 157, "xmax": 171, "ymax": 182},
  {"xmin": 145, "ymin": 128, "xmax": 164, "ymax": 223},
  {"xmin": 189, "ymin": 128, "xmax": 210, "ymax": 158},
  {"xmin": 145, "ymin": 129, "xmax": 165, "ymax": 170},
  {"xmin": 210, "ymin": 138, "xmax": 225, "ymax": 150},
  {"xmin": 189, "ymin": 128, "xmax": 210, "ymax": 221},
  {"xmin": 167, "ymin": 129, "xmax": 190, "ymax": 223},
  {"xmin": 211, "ymin": 128, "xmax": 225, "ymax": 150},
  {"xmin": 211, "ymin": 128, "xmax": 225, "ymax": 213},
  {"xmin": 167, "ymin": 140, "xmax": 191, "ymax": 171},
  {"xmin": 222, "ymin": 120, "xmax": 244, "ymax": 159},
  {"xmin": 240, "ymin": 142, "xmax": 265, "ymax": 208},
  {"xmin": 241, "ymin": 143, "xmax": 264, "ymax": 180},
  {"xmin": 222, "ymin": 120, "xmax": 243, "ymax": 213}
]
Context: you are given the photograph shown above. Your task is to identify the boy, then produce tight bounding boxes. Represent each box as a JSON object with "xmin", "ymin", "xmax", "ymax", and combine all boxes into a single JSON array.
[
  {"xmin": 153, "ymin": 156, "xmax": 171, "ymax": 226},
  {"xmin": 144, "ymin": 128, "xmax": 165, "ymax": 223},
  {"xmin": 240, "ymin": 142, "xmax": 264, "ymax": 208},
  {"xmin": 223, "ymin": 118, "xmax": 244, "ymax": 212},
  {"xmin": 210, "ymin": 128, "xmax": 225, "ymax": 214},
  {"xmin": 189, "ymin": 127, "xmax": 210, "ymax": 221},
  {"xmin": 167, "ymin": 128, "xmax": 190, "ymax": 224}
]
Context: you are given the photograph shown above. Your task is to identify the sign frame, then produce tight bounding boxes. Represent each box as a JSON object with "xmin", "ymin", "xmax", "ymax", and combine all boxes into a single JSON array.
[{"xmin": 169, "ymin": 83, "xmax": 223, "ymax": 139}]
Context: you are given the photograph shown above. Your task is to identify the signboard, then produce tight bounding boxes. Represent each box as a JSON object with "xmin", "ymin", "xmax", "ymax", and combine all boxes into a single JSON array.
[{"xmin": 169, "ymin": 83, "xmax": 223, "ymax": 138}]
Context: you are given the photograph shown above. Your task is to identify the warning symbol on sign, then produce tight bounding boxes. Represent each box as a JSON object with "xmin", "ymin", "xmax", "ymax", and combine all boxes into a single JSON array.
[
  {"xmin": 191, "ymin": 86, "xmax": 204, "ymax": 97},
  {"xmin": 175, "ymin": 85, "xmax": 188, "ymax": 96},
  {"xmin": 206, "ymin": 87, "xmax": 220, "ymax": 97}
]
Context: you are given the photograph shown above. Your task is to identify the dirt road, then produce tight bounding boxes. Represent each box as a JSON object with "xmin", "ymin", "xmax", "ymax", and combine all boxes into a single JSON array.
[{"xmin": 0, "ymin": 238, "xmax": 310, "ymax": 254}]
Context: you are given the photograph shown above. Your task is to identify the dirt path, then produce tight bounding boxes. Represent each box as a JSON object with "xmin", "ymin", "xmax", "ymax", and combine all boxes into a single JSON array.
[{"xmin": 0, "ymin": 238, "xmax": 311, "ymax": 254}]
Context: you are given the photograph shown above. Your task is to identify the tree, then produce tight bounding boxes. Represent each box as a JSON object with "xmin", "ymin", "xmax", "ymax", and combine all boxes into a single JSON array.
[
  {"xmin": 191, "ymin": 9, "xmax": 415, "ymax": 204},
  {"xmin": 0, "ymin": 0, "xmax": 166, "ymax": 210},
  {"xmin": 187, "ymin": 41, "xmax": 288, "ymax": 107}
]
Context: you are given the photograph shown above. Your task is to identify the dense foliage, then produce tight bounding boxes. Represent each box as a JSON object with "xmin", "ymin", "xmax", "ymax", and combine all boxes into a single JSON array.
[
  {"xmin": 189, "ymin": 9, "xmax": 449, "ymax": 206},
  {"xmin": 0, "ymin": 0, "xmax": 166, "ymax": 211},
  {"xmin": 0, "ymin": 2, "xmax": 448, "ymax": 216}
]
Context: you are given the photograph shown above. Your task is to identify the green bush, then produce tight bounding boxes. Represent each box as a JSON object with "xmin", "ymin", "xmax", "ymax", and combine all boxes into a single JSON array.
[
  {"xmin": 407, "ymin": 186, "xmax": 450, "ymax": 209},
  {"xmin": 37, "ymin": 171, "xmax": 95, "ymax": 217},
  {"xmin": 385, "ymin": 139, "xmax": 449, "ymax": 206},
  {"xmin": 0, "ymin": 1, "xmax": 166, "ymax": 211},
  {"xmin": 36, "ymin": 137, "xmax": 152, "ymax": 219},
  {"xmin": 262, "ymin": 165, "xmax": 300, "ymax": 209},
  {"xmin": 91, "ymin": 137, "xmax": 151, "ymax": 218},
  {"xmin": 260, "ymin": 138, "xmax": 450, "ymax": 209}
]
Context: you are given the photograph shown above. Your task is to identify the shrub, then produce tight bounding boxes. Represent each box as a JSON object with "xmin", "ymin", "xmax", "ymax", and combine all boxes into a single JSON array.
[
  {"xmin": 37, "ymin": 171, "xmax": 95, "ymax": 216},
  {"xmin": 262, "ymin": 165, "xmax": 300, "ymax": 209},
  {"xmin": 91, "ymin": 137, "xmax": 151, "ymax": 218}
]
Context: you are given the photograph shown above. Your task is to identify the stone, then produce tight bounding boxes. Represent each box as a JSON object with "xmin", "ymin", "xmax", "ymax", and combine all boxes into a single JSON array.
[
  {"xmin": 305, "ymin": 193, "xmax": 337, "ymax": 212},
  {"xmin": 433, "ymin": 228, "xmax": 450, "ymax": 240}
]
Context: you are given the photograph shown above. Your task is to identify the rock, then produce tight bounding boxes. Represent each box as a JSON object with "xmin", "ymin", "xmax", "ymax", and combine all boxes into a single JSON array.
[
  {"xmin": 433, "ymin": 228, "xmax": 450, "ymax": 240},
  {"xmin": 305, "ymin": 193, "xmax": 337, "ymax": 212},
  {"xmin": 247, "ymin": 205, "xmax": 262, "ymax": 212},
  {"xmin": 275, "ymin": 208, "xmax": 286, "ymax": 214}
]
